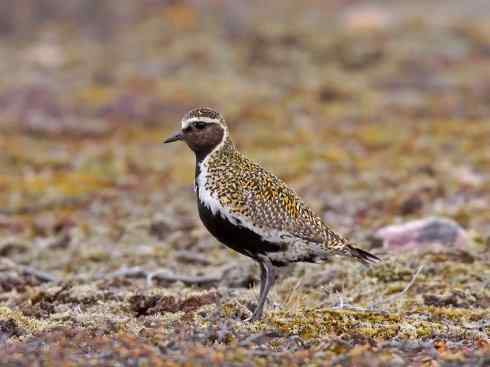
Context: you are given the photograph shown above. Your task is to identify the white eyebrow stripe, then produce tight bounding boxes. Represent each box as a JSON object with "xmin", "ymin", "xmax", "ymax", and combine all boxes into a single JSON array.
[{"xmin": 181, "ymin": 116, "xmax": 219, "ymax": 129}]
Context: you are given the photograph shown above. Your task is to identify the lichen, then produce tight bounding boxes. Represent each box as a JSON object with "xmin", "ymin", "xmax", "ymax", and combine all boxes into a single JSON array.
[{"xmin": 0, "ymin": 1, "xmax": 489, "ymax": 365}]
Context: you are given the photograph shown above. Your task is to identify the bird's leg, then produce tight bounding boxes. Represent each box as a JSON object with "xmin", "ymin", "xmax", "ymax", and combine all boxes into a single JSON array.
[
  {"xmin": 249, "ymin": 256, "xmax": 275, "ymax": 322},
  {"xmin": 244, "ymin": 262, "xmax": 266, "ymax": 321},
  {"xmin": 257, "ymin": 261, "xmax": 266, "ymax": 298}
]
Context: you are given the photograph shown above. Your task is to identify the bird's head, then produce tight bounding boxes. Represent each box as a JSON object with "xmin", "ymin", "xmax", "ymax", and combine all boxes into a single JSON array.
[{"xmin": 164, "ymin": 107, "xmax": 228, "ymax": 159}]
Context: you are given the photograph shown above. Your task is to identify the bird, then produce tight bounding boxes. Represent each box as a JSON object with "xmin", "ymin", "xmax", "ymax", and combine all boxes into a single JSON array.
[{"xmin": 163, "ymin": 107, "xmax": 380, "ymax": 321}]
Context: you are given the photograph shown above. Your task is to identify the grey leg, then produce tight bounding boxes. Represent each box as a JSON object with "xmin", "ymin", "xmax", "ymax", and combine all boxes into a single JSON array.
[
  {"xmin": 249, "ymin": 256, "xmax": 275, "ymax": 321},
  {"xmin": 258, "ymin": 261, "xmax": 266, "ymax": 297}
]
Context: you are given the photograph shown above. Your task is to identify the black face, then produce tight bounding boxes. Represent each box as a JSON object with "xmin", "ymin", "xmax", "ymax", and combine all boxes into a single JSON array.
[{"xmin": 164, "ymin": 120, "xmax": 225, "ymax": 161}]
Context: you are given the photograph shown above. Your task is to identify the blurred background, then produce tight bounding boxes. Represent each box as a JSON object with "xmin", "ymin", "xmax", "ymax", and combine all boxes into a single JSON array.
[
  {"xmin": 1, "ymin": 0, "xmax": 489, "ymax": 235},
  {"xmin": 0, "ymin": 1, "xmax": 489, "ymax": 364}
]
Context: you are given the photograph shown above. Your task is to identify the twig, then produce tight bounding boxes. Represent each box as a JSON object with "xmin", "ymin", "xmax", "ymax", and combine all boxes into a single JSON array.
[
  {"xmin": 330, "ymin": 295, "xmax": 388, "ymax": 314},
  {"xmin": 285, "ymin": 277, "xmax": 303, "ymax": 306},
  {"xmin": 99, "ymin": 265, "xmax": 225, "ymax": 287},
  {"xmin": 104, "ymin": 266, "xmax": 148, "ymax": 279},
  {"xmin": 21, "ymin": 266, "xmax": 60, "ymax": 283},
  {"xmin": 147, "ymin": 270, "xmax": 221, "ymax": 287},
  {"xmin": 51, "ymin": 281, "xmax": 72, "ymax": 299},
  {"xmin": 368, "ymin": 264, "xmax": 424, "ymax": 310},
  {"xmin": 100, "ymin": 263, "xmax": 241, "ymax": 288},
  {"xmin": 174, "ymin": 250, "xmax": 211, "ymax": 266},
  {"xmin": 317, "ymin": 264, "xmax": 424, "ymax": 314},
  {"xmin": 0, "ymin": 258, "xmax": 59, "ymax": 283},
  {"xmin": 239, "ymin": 331, "xmax": 283, "ymax": 347}
]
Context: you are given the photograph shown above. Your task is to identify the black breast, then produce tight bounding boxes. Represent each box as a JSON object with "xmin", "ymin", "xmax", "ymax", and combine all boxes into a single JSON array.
[
  {"xmin": 195, "ymin": 161, "xmax": 285, "ymax": 264},
  {"xmin": 197, "ymin": 197, "xmax": 285, "ymax": 261}
]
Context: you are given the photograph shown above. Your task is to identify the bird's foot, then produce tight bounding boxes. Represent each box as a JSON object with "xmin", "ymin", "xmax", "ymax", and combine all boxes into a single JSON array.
[
  {"xmin": 244, "ymin": 308, "xmax": 264, "ymax": 322},
  {"xmin": 244, "ymin": 314, "xmax": 261, "ymax": 322}
]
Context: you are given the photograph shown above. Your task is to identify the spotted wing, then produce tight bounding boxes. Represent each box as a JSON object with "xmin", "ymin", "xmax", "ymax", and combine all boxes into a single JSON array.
[{"xmin": 233, "ymin": 159, "xmax": 345, "ymax": 249}]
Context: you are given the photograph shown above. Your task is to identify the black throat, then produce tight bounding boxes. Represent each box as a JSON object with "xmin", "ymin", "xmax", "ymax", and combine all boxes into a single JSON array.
[{"xmin": 194, "ymin": 146, "xmax": 216, "ymax": 163}]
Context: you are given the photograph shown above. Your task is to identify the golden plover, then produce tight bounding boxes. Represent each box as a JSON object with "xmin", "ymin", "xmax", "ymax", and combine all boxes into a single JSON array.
[{"xmin": 164, "ymin": 107, "xmax": 380, "ymax": 321}]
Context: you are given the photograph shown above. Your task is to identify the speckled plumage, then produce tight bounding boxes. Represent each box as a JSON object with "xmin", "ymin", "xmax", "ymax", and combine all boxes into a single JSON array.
[
  {"xmin": 198, "ymin": 136, "xmax": 349, "ymax": 264},
  {"xmin": 164, "ymin": 107, "xmax": 380, "ymax": 320}
]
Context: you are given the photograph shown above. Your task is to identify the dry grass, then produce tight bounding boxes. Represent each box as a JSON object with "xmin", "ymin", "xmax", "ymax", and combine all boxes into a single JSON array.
[{"xmin": 0, "ymin": 0, "xmax": 489, "ymax": 365}]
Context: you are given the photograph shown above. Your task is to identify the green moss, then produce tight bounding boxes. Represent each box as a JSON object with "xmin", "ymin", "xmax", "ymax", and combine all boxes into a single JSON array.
[
  {"xmin": 268, "ymin": 308, "xmax": 401, "ymax": 339},
  {"xmin": 1, "ymin": 2, "xmax": 490, "ymax": 365}
]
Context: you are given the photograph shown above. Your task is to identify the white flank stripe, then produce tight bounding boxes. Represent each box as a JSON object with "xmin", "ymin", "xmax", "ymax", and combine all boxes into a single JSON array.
[{"xmin": 196, "ymin": 135, "xmax": 294, "ymax": 244}]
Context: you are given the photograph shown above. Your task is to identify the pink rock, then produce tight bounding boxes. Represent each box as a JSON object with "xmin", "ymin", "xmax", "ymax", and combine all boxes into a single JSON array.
[
  {"xmin": 342, "ymin": 6, "xmax": 394, "ymax": 32},
  {"xmin": 374, "ymin": 217, "xmax": 468, "ymax": 252}
]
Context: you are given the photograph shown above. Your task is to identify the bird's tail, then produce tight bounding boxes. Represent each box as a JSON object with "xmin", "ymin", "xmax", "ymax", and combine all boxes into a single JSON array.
[{"xmin": 345, "ymin": 244, "xmax": 381, "ymax": 266}]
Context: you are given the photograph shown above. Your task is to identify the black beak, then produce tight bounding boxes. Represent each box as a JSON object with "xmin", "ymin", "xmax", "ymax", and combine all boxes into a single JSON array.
[{"xmin": 163, "ymin": 131, "xmax": 184, "ymax": 144}]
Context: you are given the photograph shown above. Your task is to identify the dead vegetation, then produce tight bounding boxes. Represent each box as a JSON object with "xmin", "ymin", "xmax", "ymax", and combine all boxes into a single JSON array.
[{"xmin": 0, "ymin": 0, "xmax": 489, "ymax": 365}]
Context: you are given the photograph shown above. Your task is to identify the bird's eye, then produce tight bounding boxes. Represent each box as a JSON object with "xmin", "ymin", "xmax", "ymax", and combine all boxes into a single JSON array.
[{"xmin": 194, "ymin": 121, "xmax": 207, "ymax": 129}]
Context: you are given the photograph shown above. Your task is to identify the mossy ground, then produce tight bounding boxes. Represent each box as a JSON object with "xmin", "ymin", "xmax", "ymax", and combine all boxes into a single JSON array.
[{"xmin": 0, "ymin": 1, "xmax": 489, "ymax": 366}]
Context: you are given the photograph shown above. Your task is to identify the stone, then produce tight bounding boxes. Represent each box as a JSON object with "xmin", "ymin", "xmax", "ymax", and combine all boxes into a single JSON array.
[{"xmin": 373, "ymin": 217, "xmax": 468, "ymax": 251}]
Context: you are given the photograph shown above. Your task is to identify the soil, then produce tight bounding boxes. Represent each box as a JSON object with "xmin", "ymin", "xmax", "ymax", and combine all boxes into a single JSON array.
[{"xmin": 0, "ymin": 1, "xmax": 489, "ymax": 366}]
